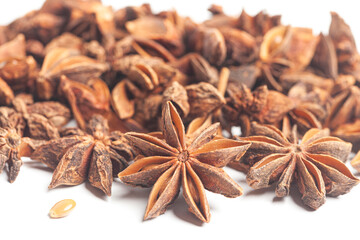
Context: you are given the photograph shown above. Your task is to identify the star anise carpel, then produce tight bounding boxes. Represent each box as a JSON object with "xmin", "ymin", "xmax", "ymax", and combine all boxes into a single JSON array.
[
  {"xmin": 236, "ymin": 122, "xmax": 358, "ymax": 209},
  {"xmin": 118, "ymin": 101, "xmax": 250, "ymax": 222}
]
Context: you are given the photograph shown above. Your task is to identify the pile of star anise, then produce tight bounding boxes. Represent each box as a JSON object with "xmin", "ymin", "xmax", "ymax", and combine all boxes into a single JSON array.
[{"xmin": 1, "ymin": 0, "xmax": 360, "ymax": 223}]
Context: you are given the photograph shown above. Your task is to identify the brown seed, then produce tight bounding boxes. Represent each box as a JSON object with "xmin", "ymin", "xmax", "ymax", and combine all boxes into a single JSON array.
[{"xmin": 49, "ymin": 199, "xmax": 76, "ymax": 219}]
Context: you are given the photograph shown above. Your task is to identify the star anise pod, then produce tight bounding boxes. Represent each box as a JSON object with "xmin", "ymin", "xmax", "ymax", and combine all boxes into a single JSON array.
[
  {"xmin": 0, "ymin": 55, "xmax": 38, "ymax": 93},
  {"xmin": 219, "ymin": 27, "xmax": 258, "ymax": 66},
  {"xmin": 44, "ymin": 33, "xmax": 106, "ymax": 62},
  {"xmin": 124, "ymin": 13, "xmax": 184, "ymax": 57},
  {"xmin": 0, "ymin": 93, "xmax": 71, "ymax": 140},
  {"xmin": 332, "ymin": 119, "xmax": 360, "ymax": 152},
  {"xmin": 325, "ymin": 84, "xmax": 360, "ymax": 130},
  {"xmin": 62, "ymin": 0, "xmax": 116, "ymax": 53},
  {"xmin": 112, "ymin": 36, "xmax": 176, "ymax": 62},
  {"xmin": 0, "ymin": 34, "xmax": 26, "ymax": 62},
  {"xmin": 237, "ymin": 9, "xmax": 281, "ymax": 39},
  {"xmin": 59, "ymin": 75, "xmax": 142, "ymax": 133},
  {"xmin": 114, "ymin": 3, "xmax": 152, "ymax": 31},
  {"xmin": 5, "ymin": 8, "xmax": 66, "ymax": 45},
  {"xmin": 0, "ymin": 77, "xmax": 14, "ymax": 106},
  {"xmin": 224, "ymin": 83, "xmax": 294, "ymax": 136},
  {"xmin": 0, "ymin": 34, "xmax": 38, "ymax": 97},
  {"xmin": 350, "ymin": 151, "xmax": 360, "ymax": 172},
  {"xmin": 118, "ymin": 101, "xmax": 250, "ymax": 222},
  {"xmin": 0, "ymin": 127, "xmax": 22, "ymax": 183},
  {"xmin": 31, "ymin": 114, "xmax": 136, "ymax": 196},
  {"xmin": 111, "ymin": 55, "xmax": 201, "ymax": 131},
  {"xmin": 237, "ymin": 122, "xmax": 358, "ymax": 209},
  {"xmin": 259, "ymin": 25, "xmax": 319, "ymax": 91},
  {"xmin": 329, "ymin": 12, "xmax": 358, "ymax": 78},
  {"xmin": 310, "ymin": 33, "xmax": 338, "ymax": 79},
  {"xmin": 280, "ymin": 81, "xmax": 330, "ymax": 138},
  {"xmin": 37, "ymin": 47, "xmax": 109, "ymax": 100},
  {"xmin": 187, "ymin": 26, "xmax": 226, "ymax": 66}
]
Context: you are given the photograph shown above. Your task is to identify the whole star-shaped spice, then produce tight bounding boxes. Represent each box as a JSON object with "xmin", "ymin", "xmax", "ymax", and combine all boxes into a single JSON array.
[
  {"xmin": 31, "ymin": 115, "xmax": 135, "ymax": 196},
  {"xmin": 239, "ymin": 122, "xmax": 358, "ymax": 209},
  {"xmin": 118, "ymin": 101, "xmax": 250, "ymax": 222}
]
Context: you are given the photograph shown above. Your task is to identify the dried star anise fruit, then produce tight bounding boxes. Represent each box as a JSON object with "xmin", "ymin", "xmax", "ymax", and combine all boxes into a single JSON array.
[
  {"xmin": 224, "ymin": 83, "xmax": 294, "ymax": 136},
  {"xmin": 259, "ymin": 25, "xmax": 319, "ymax": 91},
  {"xmin": 59, "ymin": 75, "xmax": 142, "ymax": 133},
  {"xmin": 237, "ymin": 122, "xmax": 358, "ymax": 209},
  {"xmin": 0, "ymin": 127, "xmax": 22, "ymax": 183},
  {"xmin": 63, "ymin": 0, "xmax": 116, "ymax": 53},
  {"xmin": 280, "ymin": 81, "xmax": 329, "ymax": 138},
  {"xmin": 0, "ymin": 94, "xmax": 71, "ymax": 140},
  {"xmin": 37, "ymin": 47, "xmax": 109, "ymax": 100},
  {"xmin": 0, "ymin": 77, "xmax": 15, "ymax": 106},
  {"xmin": 332, "ymin": 119, "xmax": 360, "ymax": 152},
  {"xmin": 118, "ymin": 101, "xmax": 250, "ymax": 222},
  {"xmin": 31, "ymin": 115, "xmax": 135, "ymax": 196}
]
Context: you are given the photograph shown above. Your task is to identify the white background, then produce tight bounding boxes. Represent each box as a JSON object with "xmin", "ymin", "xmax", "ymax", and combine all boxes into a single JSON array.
[{"xmin": 1, "ymin": 1, "xmax": 360, "ymax": 239}]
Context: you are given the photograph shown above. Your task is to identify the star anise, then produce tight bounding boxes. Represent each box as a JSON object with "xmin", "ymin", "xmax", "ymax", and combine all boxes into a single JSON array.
[
  {"xmin": 0, "ymin": 34, "xmax": 26, "ymax": 62},
  {"xmin": 111, "ymin": 55, "xmax": 186, "ymax": 126},
  {"xmin": 0, "ymin": 77, "xmax": 14, "ymax": 106},
  {"xmin": 224, "ymin": 83, "xmax": 294, "ymax": 136},
  {"xmin": 0, "ymin": 93, "xmax": 71, "ymax": 140},
  {"xmin": 111, "ymin": 54, "xmax": 225, "ymax": 131},
  {"xmin": 350, "ymin": 151, "xmax": 360, "ymax": 172},
  {"xmin": 0, "ymin": 34, "xmax": 38, "ymax": 101},
  {"xmin": 187, "ymin": 26, "xmax": 226, "ymax": 66},
  {"xmin": 237, "ymin": 122, "xmax": 358, "ymax": 209},
  {"xmin": 113, "ymin": 36, "xmax": 176, "ymax": 62},
  {"xmin": 258, "ymin": 25, "xmax": 319, "ymax": 91},
  {"xmin": 118, "ymin": 101, "xmax": 250, "ymax": 222},
  {"xmin": 59, "ymin": 75, "xmax": 142, "ymax": 133},
  {"xmin": 332, "ymin": 119, "xmax": 360, "ymax": 152},
  {"xmin": 325, "ymin": 84, "xmax": 360, "ymax": 130},
  {"xmin": 5, "ymin": 7, "xmax": 66, "ymax": 45},
  {"xmin": 329, "ymin": 12, "xmax": 359, "ymax": 79},
  {"xmin": 31, "ymin": 114, "xmax": 135, "ymax": 196},
  {"xmin": 124, "ymin": 12, "xmax": 185, "ymax": 57},
  {"xmin": 0, "ymin": 127, "xmax": 22, "ymax": 183},
  {"xmin": 237, "ymin": 9, "xmax": 281, "ymax": 39},
  {"xmin": 62, "ymin": 0, "xmax": 116, "ymax": 53},
  {"xmin": 280, "ymin": 81, "xmax": 330, "ymax": 138},
  {"xmin": 45, "ymin": 33, "xmax": 106, "ymax": 62},
  {"xmin": 37, "ymin": 47, "xmax": 109, "ymax": 100}
]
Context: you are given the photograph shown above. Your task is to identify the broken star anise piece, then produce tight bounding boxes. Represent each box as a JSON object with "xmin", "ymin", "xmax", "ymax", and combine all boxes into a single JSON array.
[
  {"xmin": 30, "ymin": 115, "xmax": 135, "ymax": 196},
  {"xmin": 118, "ymin": 101, "xmax": 250, "ymax": 223},
  {"xmin": 239, "ymin": 122, "xmax": 358, "ymax": 209}
]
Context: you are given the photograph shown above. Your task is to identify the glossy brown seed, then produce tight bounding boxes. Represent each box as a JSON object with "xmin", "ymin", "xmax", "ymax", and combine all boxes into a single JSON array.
[{"xmin": 49, "ymin": 199, "xmax": 76, "ymax": 219}]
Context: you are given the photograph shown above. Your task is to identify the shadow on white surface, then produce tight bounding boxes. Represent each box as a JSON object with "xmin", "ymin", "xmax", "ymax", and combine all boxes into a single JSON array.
[
  {"xmin": 85, "ymin": 181, "xmax": 109, "ymax": 201},
  {"xmin": 24, "ymin": 160, "xmax": 53, "ymax": 173},
  {"xmin": 172, "ymin": 195, "xmax": 204, "ymax": 226}
]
